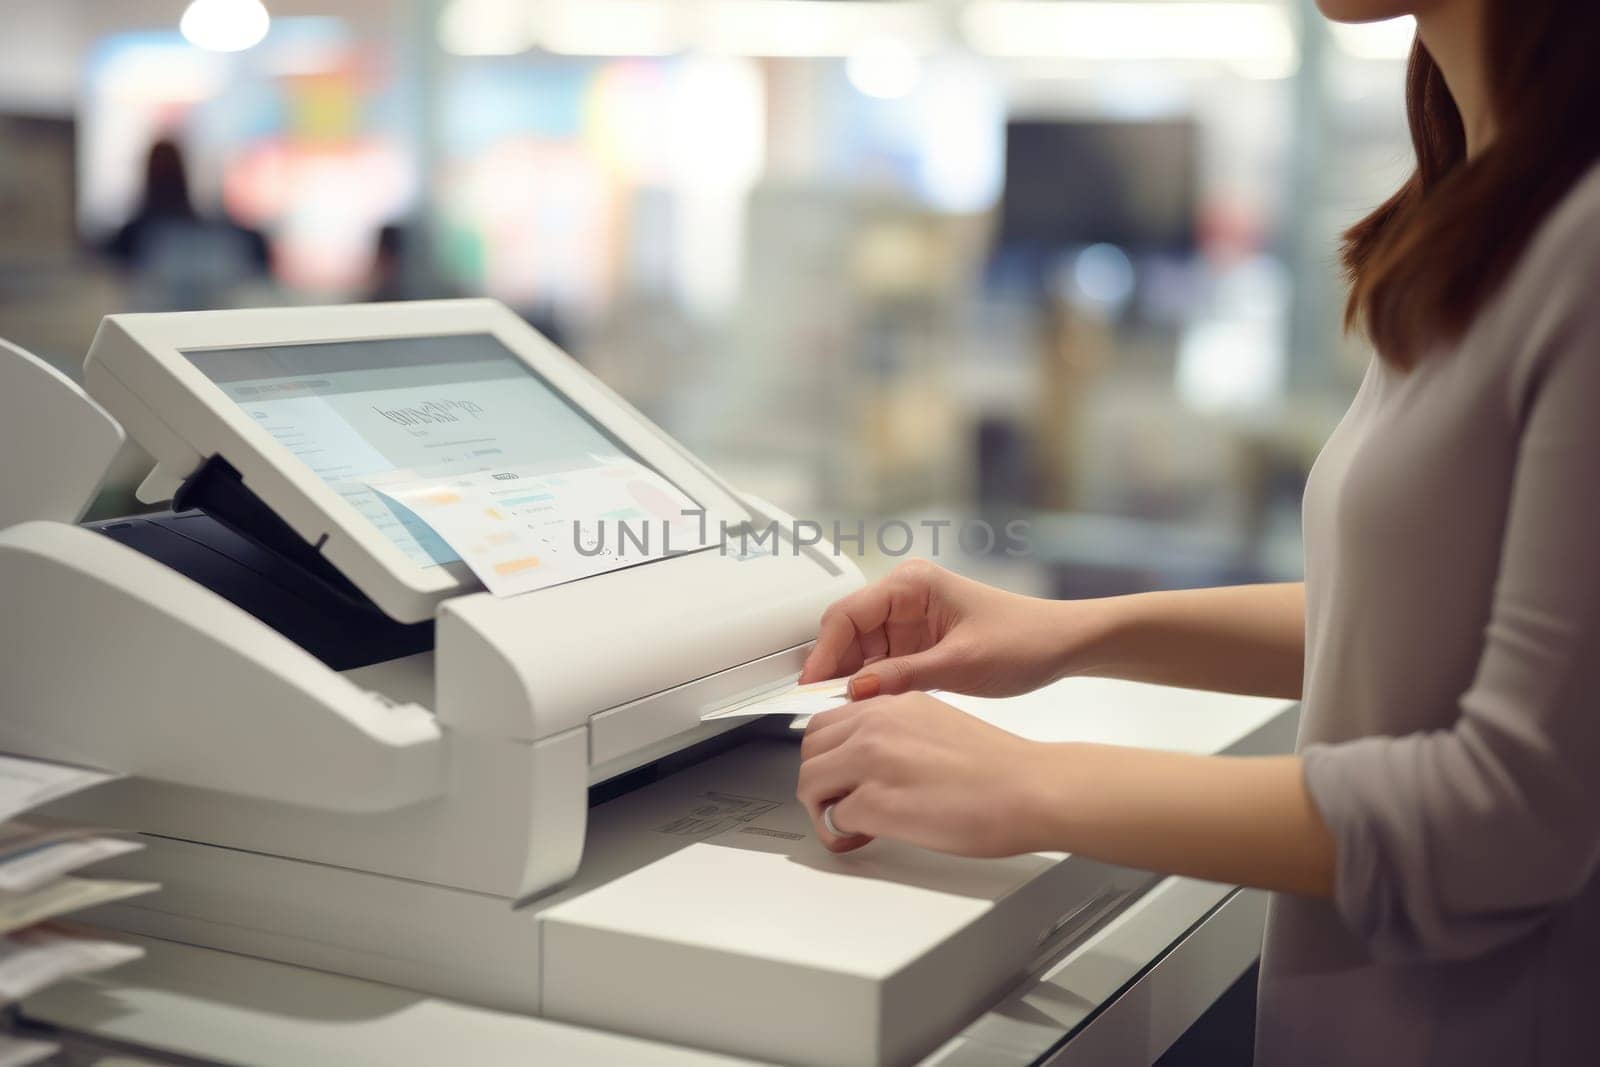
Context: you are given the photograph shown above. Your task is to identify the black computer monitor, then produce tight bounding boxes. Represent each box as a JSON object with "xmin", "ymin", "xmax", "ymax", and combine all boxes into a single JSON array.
[{"xmin": 996, "ymin": 118, "xmax": 1199, "ymax": 257}]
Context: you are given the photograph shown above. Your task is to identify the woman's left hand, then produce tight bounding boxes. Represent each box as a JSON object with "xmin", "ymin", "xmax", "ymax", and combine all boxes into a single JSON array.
[{"xmin": 796, "ymin": 692, "xmax": 1061, "ymax": 856}]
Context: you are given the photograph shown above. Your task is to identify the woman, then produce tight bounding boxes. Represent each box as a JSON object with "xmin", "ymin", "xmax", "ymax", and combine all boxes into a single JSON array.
[
  {"xmin": 105, "ymin": 139, "xmax": 270, "ymax": 311},
  {"xmin": 795, "ymin": 0, "xmax": 1600, "ymax": 1062}
]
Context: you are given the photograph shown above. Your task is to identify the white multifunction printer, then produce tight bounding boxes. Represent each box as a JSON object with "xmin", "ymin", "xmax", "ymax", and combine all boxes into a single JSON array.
[{"xmin": 0, "ymin": 302, "xmax": 1135, "ymax": 1066}]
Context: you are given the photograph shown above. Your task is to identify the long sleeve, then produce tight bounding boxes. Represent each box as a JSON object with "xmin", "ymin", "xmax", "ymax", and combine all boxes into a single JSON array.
[{"xmin": 1301, "ymin": 230, "xmax": 1600, "ymax": 964}]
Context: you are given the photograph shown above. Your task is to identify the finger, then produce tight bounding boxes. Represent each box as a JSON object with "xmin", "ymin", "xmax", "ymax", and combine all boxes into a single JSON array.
[
  {"xmin": 882, "ymin": 574, "xmax": 934, "ymax": 660},
  {"xmin": 818, "ymin": 790, "xmax": 877, "ymax": 853},
  {"xmin": 821, "ymin": 640, "xmax": 867, "ymax": 685},
  {"xmin": 798, "ymin": 708, "xmax": 870, "ymax": 761},
  {"xmin": 804, "ymin": 693, "xmax": 886, "ymax": 736},
  {"xmin": 858, "ymin": 627, "xmax": 890, "ymax": 665},
  {"xmin": 851, "ymin": 647, "xmax": 945, "ymax": 697},
  {"xmin": 848, "ymin": 672, "xmax": 882, "ymax": 701},
  {"xmin": 796, "ymin": 747, "xmax": 875, "ymax": 853},
  {"xmin": 795, "ymin": 745, "xmax": 866, "ymax": 815},
  {"xmin": 801, "ymin": 637, "xmax": 866, "ymax": 686},
  {"xmin": 800, "ymin": 585, "xmax": 894, "ymax": 682},
  {"xmin": 803, "ymin": 563, "xmax": 946, "ymax": 683}
]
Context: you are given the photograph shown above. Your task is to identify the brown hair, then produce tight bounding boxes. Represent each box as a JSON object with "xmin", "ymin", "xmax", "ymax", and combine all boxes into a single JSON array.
[
  {"xmin": 1341, "ymin": 2, "xmax": 1600, "ymax": 365},
  {"xmin": 140, "ymin": 139, "xmax": 197, "ymax": 221}
]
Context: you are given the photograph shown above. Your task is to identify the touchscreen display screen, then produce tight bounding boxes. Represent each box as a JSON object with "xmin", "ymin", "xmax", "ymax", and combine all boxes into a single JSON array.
[{"xmin": 182, "ymin": 334, "xmax": 699, "ymax": 570}]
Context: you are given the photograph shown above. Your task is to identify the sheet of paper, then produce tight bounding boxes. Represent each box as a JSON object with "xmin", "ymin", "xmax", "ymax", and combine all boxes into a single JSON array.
[
  {"xmin": 369, "ymin": 456, "xmax": 709, "ymax": 598},
  {"xmin": 0, "ymin": 877, "xmax": 158, "ymax": 937},
  {"xmin": 0, "ymin": 834, "xmax": 143, "ymax": 895},
  {"xmin": 700, "ymin": 679, "xmax": 850, "ymax": 722},
  {"xmin": 0, "ymin": 755, "xmax": 119, "ymax": 825},
  {"xmin": 0, "ymin": 925, "xmax": 144, "ymax": 1003},
  {"xmin": 0, "ymin": 1035, "xmax": 57, "ymax": 1067},
  {"xmin": 703, "ymin": 683, "xmax": 948, "ymax": 733},
  {"xmin": 0, "ymin": 821, "xmax": 96, "ymax": 859}
]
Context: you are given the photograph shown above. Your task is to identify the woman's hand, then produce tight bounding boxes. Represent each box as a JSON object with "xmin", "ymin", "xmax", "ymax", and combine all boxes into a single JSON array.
[
  {"xmin": 794, "ymin": 693, "xmax": 1337, "ymax": 898},
  {"xmin": 799, "ymin": 559, "xmax": 1082, "ymax": 699},
  {"xmin": 796, "ymin": 692, "xmax": 1062, "ymax": 856}
]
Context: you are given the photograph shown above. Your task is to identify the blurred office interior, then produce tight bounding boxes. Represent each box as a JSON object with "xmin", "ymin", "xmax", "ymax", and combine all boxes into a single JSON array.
[{"xmin": 0, "ymin": 0, "xmax": 1416, "ymax": 597}]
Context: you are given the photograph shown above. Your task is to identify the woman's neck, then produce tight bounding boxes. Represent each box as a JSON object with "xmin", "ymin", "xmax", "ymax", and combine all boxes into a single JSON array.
[{"xmin": 1417, "ymin": 0, "xmax": 1494, "ymax": 158}]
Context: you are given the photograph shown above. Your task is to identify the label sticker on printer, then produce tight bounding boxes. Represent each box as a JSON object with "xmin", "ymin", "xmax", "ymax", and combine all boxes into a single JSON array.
[{"xmin": 656, "ymin": 791, "xmax": 781, "ymax": 837}]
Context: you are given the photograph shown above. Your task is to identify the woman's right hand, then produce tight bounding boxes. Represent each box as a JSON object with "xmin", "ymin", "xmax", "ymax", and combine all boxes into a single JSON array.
[{"xmin": 798, "ymin": 559, "xmax": 1083, "ymax": 699}]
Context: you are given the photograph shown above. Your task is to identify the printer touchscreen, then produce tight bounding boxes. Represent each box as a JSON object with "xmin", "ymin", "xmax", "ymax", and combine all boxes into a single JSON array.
[{"xmin": 181, "ymin": 334, "xmax": 700, "ymax": 572}]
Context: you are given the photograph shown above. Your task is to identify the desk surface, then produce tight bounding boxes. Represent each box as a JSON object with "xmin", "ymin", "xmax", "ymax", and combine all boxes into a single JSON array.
[{"xmin": 20, "ymin": 679, "xmax": 1297, "ymax": 1067}]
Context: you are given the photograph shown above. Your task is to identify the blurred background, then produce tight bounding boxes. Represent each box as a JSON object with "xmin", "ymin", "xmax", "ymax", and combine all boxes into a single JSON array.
[{"xmin": 0, "ymin": 0, "xmax": 1417, "ymax": 598}]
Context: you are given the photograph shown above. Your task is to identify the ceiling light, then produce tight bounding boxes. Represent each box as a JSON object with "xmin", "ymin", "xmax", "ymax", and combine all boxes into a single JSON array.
[
  {"xmin": 539, "ymin": 0, "xmax": 679, "ymax": 57},
  {"xmin": 704, "ymin": 0, "xmax": 939, "ymax": 58},
  {"xmin": 179, "ymin": 0, "xmax": 271, "ymax": 54},
  {"xmin": 962, "ymin": 1, "xmax": 1294, "ymax": 64},
  {"xmin": 846, "ymin": 41, "xmax": 921, "ymax": 99},
  {"xmin": 438, "ymin": 0, "xmax": 535, "ymax": 56}
]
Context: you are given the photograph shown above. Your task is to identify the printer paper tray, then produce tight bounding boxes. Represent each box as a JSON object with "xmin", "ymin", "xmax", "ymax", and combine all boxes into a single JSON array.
[
  {"xmin": 73, "ymin": 738, "xmax": 1124, "ymax": 1066},
  {"xmin": 540, "ymin": 739, "xmax": 1122, "ymax": 1067}
]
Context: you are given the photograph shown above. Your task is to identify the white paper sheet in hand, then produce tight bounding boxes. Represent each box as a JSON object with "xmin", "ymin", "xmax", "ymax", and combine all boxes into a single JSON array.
[
  {"xmin": 0, "ymin": 755, "xmax": 118, "ymax": 824},
  {"xmin": 699, "ymin": 679, "xmax": 850, "ymax": 723}
]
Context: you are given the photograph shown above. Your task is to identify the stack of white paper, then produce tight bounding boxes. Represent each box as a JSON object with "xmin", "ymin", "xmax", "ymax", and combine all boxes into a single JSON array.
[
  {"xmin": 0, "ymin": 756, "xmax": 120, "ymax": 825},
  {"xmin": 0, "ymin": 823, "xmax": 142, "ymax": 895},
  {"xmin": 0, "ymin": 753, "xmax": 153, "ymax": 1060},
  {"xmin": 0, "ymin": 924, "xmax": 145, "ymax": 1002}
]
